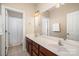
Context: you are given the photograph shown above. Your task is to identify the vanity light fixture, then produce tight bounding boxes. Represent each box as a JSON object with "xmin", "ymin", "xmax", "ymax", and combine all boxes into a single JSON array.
[{"xmin": 34, "ymin": 10, "xmax": 40, "ymax": 16}]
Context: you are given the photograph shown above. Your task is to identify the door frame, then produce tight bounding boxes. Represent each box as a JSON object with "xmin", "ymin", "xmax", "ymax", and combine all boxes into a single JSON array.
[
  {"xmin": 41, "ymin": 16, "xmax": 49, "ymax": 36},
  {"xmin": 1, "ymin": 5, "xmax": 26, "ymax": 56}
]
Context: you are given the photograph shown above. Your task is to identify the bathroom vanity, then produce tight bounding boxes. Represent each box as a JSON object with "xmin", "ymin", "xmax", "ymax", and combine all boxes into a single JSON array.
[
  {"xmin": 26, "ymin": 36, "xmax": 57, "ymax": 56},
  {"xmin": 25, "ymin": 34, "xmax": 79, "ymax": 56}
]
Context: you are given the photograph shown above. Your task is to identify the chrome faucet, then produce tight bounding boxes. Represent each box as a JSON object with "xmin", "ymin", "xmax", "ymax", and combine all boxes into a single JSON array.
[
  {"xmin": 58, "ymin": 40, "xmax": 63, "ymax": 46},
  {"xmin": 58, "ymin": 33, "xmax": 70, "ymax": 46},
  {"xmin": 64, "ymin": 33, "xmax": 70, "ymax": 40}
]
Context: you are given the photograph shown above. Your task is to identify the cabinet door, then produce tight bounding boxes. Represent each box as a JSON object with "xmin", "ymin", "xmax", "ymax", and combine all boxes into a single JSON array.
[
  {"xmin": 32, "ymin": 41, "xmax": 39, "ymax": 48},
  {"xmin": 39, "ymin": 46, "xmax": 57, "ymax": 56},
  {"xmin": 26, "ymin": 37, "xmax": 32, "ymax": 55},
  {"xmin": 39, "ymin": 52, "xmax": 45, "ymax": 56},
  {"xmin": 32, "ymin": 46, "xmax": 38, "ymax": 55},
  {"xmin": 28, "ymin": 43, "xmax": 32, "ymax": 55},
  {"xmin": 26, "ymin": 39, "xmax": 29, "ymax": 52},
  {"xmin": 32, "ymin": 51, "xmax": 37, "ymax": 56}
]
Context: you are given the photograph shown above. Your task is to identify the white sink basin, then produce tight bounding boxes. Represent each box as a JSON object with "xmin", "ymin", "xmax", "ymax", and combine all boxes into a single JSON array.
[
  {"xmin": 35, "ymin": 35, "xmax": 79, "ymax": 55},
  {"xmin": 60, "ymin": 39, "xmax": 79, "ymax": 55}
]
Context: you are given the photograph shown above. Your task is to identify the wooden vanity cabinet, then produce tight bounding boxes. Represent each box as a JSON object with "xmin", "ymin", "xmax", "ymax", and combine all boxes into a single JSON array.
[
  {"xmin": 26, "ymin": 37, "xmax": 38, "ymax": 56},
  {"xmin": 26, "ymin": 37, "xmax": 57, "ymax": 56},
  {"xmin": 26, "ymin": 37, "xmax": 32, "ymax": 55}
]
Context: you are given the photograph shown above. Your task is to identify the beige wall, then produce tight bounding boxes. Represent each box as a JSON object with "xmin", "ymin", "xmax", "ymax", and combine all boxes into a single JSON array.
[
  {"xmin": 35, "ymin": 3, "xmax": 55, "ymax": 13},
  {"xmin": 49, "ymin": 3, "xmax": 79, "ymax": 38},
  {"xmin": 2, "ymin": 3, "xmax": 35, "ymax": 36}
]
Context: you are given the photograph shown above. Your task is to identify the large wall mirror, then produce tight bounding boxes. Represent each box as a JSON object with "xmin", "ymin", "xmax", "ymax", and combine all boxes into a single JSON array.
[{"xmin": 34, "ymin": 3, "xmax": 79, "ymax": 41}]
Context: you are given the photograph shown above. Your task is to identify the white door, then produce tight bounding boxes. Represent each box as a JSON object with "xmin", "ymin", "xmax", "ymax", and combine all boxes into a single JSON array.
[
  {"xmin": 8, "ymin": 16, "xmax": 23, "ymax": 47},
  {"xmin": 67, "ymin": 11, "xmax": 79, "ymax": 41},
  {"xmin": 5, "ymin": 9, "xmax": 9, "ymax": 55},
  {"xmin": 42, "ymin": 17, "xmax": 48, "ymax": 35}
]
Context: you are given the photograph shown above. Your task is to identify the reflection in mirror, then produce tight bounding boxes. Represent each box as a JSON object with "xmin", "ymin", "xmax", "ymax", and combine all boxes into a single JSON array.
[
  {"xmin": 67, "ymin": 11, "xmax": 79, "ymax": 41},
  {"xmin": 34, "ymin": 3, "xmax": 79, "ymax": 41},
  {"xmin": 41, "ymin": 11, "xmax": 49, "ymax": 36},
  {"xmin": 34, "ymin": 11, "xmax": 41, "ymax": 37}
]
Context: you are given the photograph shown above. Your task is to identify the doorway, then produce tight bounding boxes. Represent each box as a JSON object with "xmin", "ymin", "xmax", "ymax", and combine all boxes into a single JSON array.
[
  {"xmin": 5, "ymin": 9, "xmax": 23, "ymax": 55},
  {"xmin": 41, "ymin": 17, "xmax": 49, "ymax": 35},
  {"xmin": 67, "ymin": 11, "xmax": 79, "ymax": 41}
]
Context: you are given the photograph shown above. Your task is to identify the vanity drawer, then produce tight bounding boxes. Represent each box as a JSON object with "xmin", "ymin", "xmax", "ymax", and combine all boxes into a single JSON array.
[
  {"xmin": 39, "ymin": 52, "xmax": 45, "ymax": 56},
  {"xmin": 32, "ymin": 45, "xmax": 38, "ymax": 55},
  {"xmin": 26, "ymin": 37, "xmax": 32, "ymax": 55},
  {"xmin": 32, "ymin": 51, "xmax": 38, "ymax": 56},
  {"xmin": 32, "ymin": 41, "xmax": 39, "ymax": 48},
  {"xmin": 39, "ymin": 46, "xmax": 57, "ymax": 56}
]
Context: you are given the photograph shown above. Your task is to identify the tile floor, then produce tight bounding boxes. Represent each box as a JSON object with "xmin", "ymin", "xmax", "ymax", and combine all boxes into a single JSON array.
[{"xmin": 7, "ymin": 45, "xmax": 30, "ymax": 56}]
